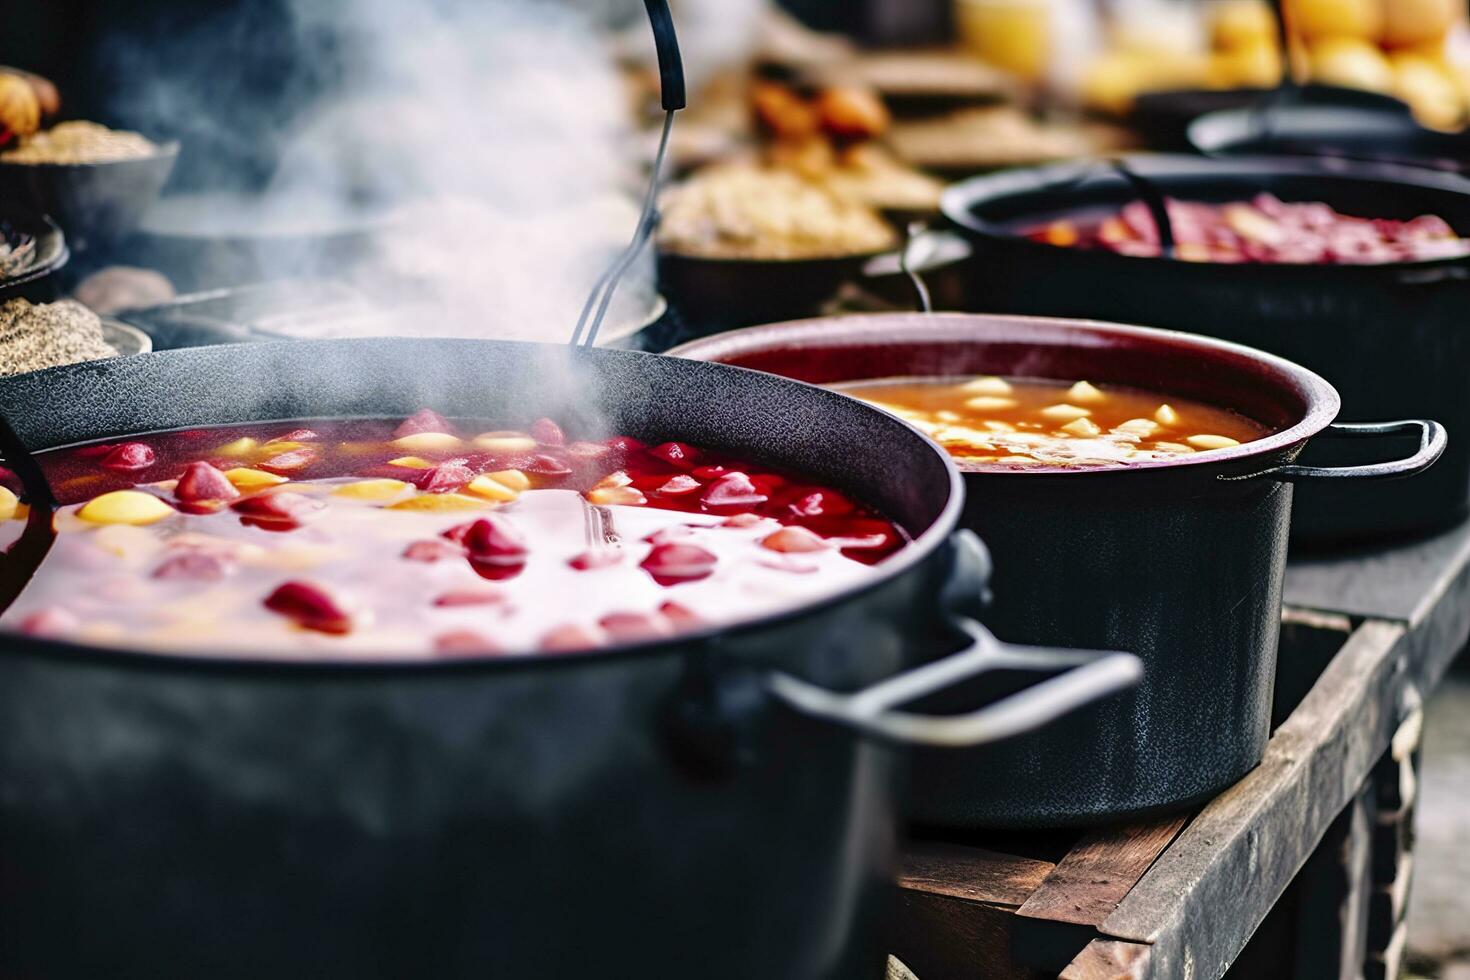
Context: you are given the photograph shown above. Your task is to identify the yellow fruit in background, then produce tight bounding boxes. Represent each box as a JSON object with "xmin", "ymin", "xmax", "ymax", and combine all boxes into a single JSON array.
[
  {"xmin": 1382, "ymin": 0, "xmax": 1458, "ymax": 48},
  {"xmin": 1211, "ymin": 0, "xmax": 1278, "ymax": 51},
  {"xmin": 1213, "ymin": 40, "xmax": 1285, "ymax": 87},
  {"xmin": 1390, "ymin": 52, "xmax": 1464, "ymax": 130},
  {"xmin": 1082, "ymin": 50, "xmax": 1209, "ymax": 114},
  {"xmin": 1395, "ymin": 33, "xmax": 1451, "ymax": 64},
  {"xmin": 1286, "ymin": 0, "xmax": 1382, "ymax": 41},
  {"xmin": 1309, "ymin": 37, "xmax": 1394, "ymax": 91},
  {"xmin": 0, "ymin": 74, "xmax": 40, "ymax": 139}
]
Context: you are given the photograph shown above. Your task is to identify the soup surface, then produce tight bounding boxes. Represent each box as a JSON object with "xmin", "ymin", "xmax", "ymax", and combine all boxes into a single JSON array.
[
  {"xmin": 0, "ymin": 413, "xmax": 907, "ymax": 659},
  {"xmin": 1022, "ymin": 193, "xmax": 1470, "ymax": 265},
  {"xmin": 838, "ymin": 376, "xmax": 1269, "ymax": 470}
]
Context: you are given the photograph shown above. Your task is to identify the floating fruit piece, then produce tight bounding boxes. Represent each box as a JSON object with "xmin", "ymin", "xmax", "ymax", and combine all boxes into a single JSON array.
[
  {"xmin": 722, "ymin": 512, "xmax": 769, "ymax": 529},
  {"xmin": 395, "ymin": 409, "xmax": 455, "ymax": 437},
  {"xmin": 257, "ymin": 441, "xmax": 305, "ymax": 455},
  {"xmin": 403, "ymin": 540, "xmax": 464, "ymax": 563},
  {"xmin": 701, "ymin": 472, "xmax": 769, "ymax": 511},
  {"xmin": 654, "ymin": 475, "xmax": 702, "ymax": 497},
  {"xmin": 640, "ymin": 542, "xmax": 718, "ymax": 586},
  {"xmin": 1115, "ymin": 418, "xmax": 1159, "ymax": 436},
  {"xmin": 587, "ymin": 485, "xmax": 647, "ymax": 506},
  {"xmin": 540, "ymin": 624, "xmax": 600, "ymax": 652},
  {"xmin": 441, "ymin": 521, "xmax": 477, "ymax": 545},
  {"xmin": 659, "ymin": 602, "xmax": 703, "ymax": 630},
  {"xmin": 651, "ymin": 442, "xmax": 700, "ymax": 470},
  {"xmin": 1154, "ymin": 404, "xmax": 1180, "ymax": 426},
  {"xmin": 473, "ymin": 432, "xmax": 537, "ymax": 453},
  {"xmin": 153, "ymin": 552, "xmax": 234, "ymax": 582},
  {"xmin": 568, "ymin": 549, "xmax": 622, "ymax": 571},
  {"xmin": 961, "ymin": 376, "xmax": 1012, "ymax": 395},
  {"xmin": 214, "ymin": 437, "xmax": 258, "ymax": 457},
  {"xmin": 605, "ymin": 435, "xmax": 646, "ymax": 453},
  {"xmin": 1060, "ymin": 417, "xmax": 1102, "ymax": 438},
  {"xmin": 387, "ymin": 456, "xmax": 434, "ymax": 469},
  {"xmin": 761, "ymin": 526, "xmax": 830, "ymax": 554},
  {"xmin": 17, "ymin": 607, "xmax": 79, "ymax": 637},
  {"xmin": 964, "ymin": 395, "xmax": 1018, "ymax": 412},
  {"xmin": 175, "ymin": 462, "xmax": 241, "ymax": 503},
  {"xmin": 435, "ymin": 631, "xmax": 501, "ymax": 656},
  {"xmin": 1186, "ymin": 434, "xmax": 1242, "ymax": 450},
  {"xmin": 332, "ymin": 479, "xmax": 410, "ymax": 501},
  {"xmin": 564, "ymin": 442, "xmax": 613, "ymax": 466},
  {"xmin": 90, "ymin": 524, "xmax": 163, "ymax": 561},
  {"xmin": 1039, "ymin": 404, "xmax": 1091, "ymax": 423},
  {"xmin": 0, "ymin": 485, "xmax": 16, "ymax": 522},
  {"xmin": 463, "ymin": 516, "xmax": 528, "ymax": 566},
  {"xmin": 224, "ymin": 467, "xmax": 289, "ymax": 490},
  {"xmin": 263, "ymin": 580, "xmax": 353, "ymax": 635},
  {"xmin": 982, "ymin": 420, "xmax": 1016, "ymax": 433},
  {"xmin": 433, "ymin": 590, "xmax": 505, "ymax": 608},
  {"xmin": 273, "ymin": 428, "xmax": 319, "ymax": 442},
  {"xmin": 391, "ymin": 432, "xmax": 465, "ymax": 454},
  {"xmin": 786, "ymin": 487, "xmax": 855, "ymax": 520},
  {"xmin": 1067, "ymin": 381, "xmax": 1105, "ymax": 404},
  {"xmin": 465, "ymin": 475, "xmax": 520, "ymax": 502},
  {"xmin": 100, "ymin": 442, "xmax": 156, "ymax": 473},
  {"xmin": 599, "ymin": 611, "xmax": 672, "ymax": 643},
  {"xmin": 78, "ymin": 490, "xmax": 175, "ymax": 526},
  {"xmin": 525, "ymin": 454, "xmax": 572, "ymax": 479},
  {"xmin": 530, "ymin": 418, "xmax": 565, "ymax": 446},
  {"xmin": 486, "ymin": 469, "xmax": 531, "ymax": 492},
  {"xmin": 412, "ymin": 460, "xmax": 476, "ymax": 494},
  {"xmin": 258, "ymin": 447, "xmax": 320, "ymax": 475},
  {"xmin": 232, "ymin": 491, "xmax": 327, "ymax": 529},
  {"xmin": 387, "ymin": 493, "xmax": 488, "ymax": 513}
]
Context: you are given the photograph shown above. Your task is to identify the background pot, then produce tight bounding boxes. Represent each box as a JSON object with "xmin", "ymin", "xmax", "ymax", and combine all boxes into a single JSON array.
[
  {"xmin": 671, "ymin": 312, "xmax": 1443, "ymax": 826},
  {"xmin": 940, "ymin": 154, "xmax": 1470, "ymax": 547},
  {"xmin": 0, "ymin": 338, "xmax": 1136, "ymax": 978}
]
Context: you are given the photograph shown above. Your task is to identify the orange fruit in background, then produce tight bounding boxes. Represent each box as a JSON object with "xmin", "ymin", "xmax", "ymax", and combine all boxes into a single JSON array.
[
  {"xmin": 1381, "ymin": 0, "xmax": 1459, "ymax": 48},
  {"xmin": 1212, "ymin": 41, "xmax": 1286, "ymax": 88},
  {"xmin": 1390, "ymin": 51, "xmax": 1464, "ymax": 129},
  {"xmin": 0, "ymin": 73, "xmax": 40, "ymax": 139},
  {"xmin": 1211, "ymin": 0, "xmax": 1278, "ymax": 51},
  {"xmin": 1308, "ymin": 36, "xmax": 1395, "ymax": 91},
  {"xmin": 1285, "ymin": 0, "xmax": 1383, "ymax": 41}
]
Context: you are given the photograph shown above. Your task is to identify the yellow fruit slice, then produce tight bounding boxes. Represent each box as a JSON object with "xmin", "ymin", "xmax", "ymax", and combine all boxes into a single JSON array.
[
  {"xmin": 473, "ymin": 432, "xmax": 537, "ymax": 453},
  {"xmin": 464, "ymin": 476, "xmax": 519, "ymax": 503},
  {"xmin": 0, "ymin": 486, "xmax": 16, "ymax": 522},
  {"xmin": 214, "ymin": 437, "xmax": 259, "ymax": 457},
  {"xmin": 332, "ymin": 479, "xmax": 411, "ymax": 501},
  {"xmin": 386, "ymin": 493, "xmax": 489, "ymax": 512},
  {"xmin": 485, "ymin": 469, "xmax": 531, "ymax": 491},
  {"xmin": 387, "ymin": 456, "xmax": 434, "ymax": 469},
  {"xmin": 77, "ymin": 490, "xmax": 175, "ymax": 526},
  {"xmin": 224, "ymin": 467, "xmax": 289, "ymax": 489},
  {"xmin": 390, "ymin": 432, "xmax": 464, "ymax": 453}
]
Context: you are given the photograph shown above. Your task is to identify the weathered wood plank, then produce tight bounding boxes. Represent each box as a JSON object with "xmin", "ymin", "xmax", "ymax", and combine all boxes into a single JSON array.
[
  {"xmin": 1283, "ymin": 517, "xmax": 1470, "ymax": 625},
  {"xmin": 1016, "ymin": 816, "xmax": 1189, "ymax": 927},
  {"xmin": 1059, "ymin": 939, "xmax": 1151, "ymax": 980},
  {"xmin": 898, "ymin": 842, "xmax": 1056, "ymax": 908},
  {"xmin": 1096, "ymin": 619, "xmax": 1411, "ymax": 979},
  {"xmin": 888, "ymin": 890, "xmax": 1043, "ymax": 980}
]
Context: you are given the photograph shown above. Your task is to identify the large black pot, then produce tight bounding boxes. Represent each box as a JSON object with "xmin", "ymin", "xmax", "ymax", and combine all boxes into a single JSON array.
[
  {"xmin": 671, "ymin": 312, "xmax": 1444, "ymax": 826},
  {"xmin": 939, "ymin": 154, "xmax": 1470, "ymax": 546},
  {"xmin": 0, "ymin": 339, "xmax": 1137, "ymax": 979}
]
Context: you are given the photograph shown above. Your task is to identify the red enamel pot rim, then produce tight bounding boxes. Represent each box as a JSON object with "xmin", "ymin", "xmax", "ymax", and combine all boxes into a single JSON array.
[{"xmin": 668, "ymin": 312, "xmax": 1343, "ymax": 476}]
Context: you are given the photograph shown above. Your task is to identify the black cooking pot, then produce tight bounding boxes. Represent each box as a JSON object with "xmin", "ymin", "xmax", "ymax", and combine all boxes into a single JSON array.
[
  {"xmin": 939, "ymin": 154, "xmax": 1470, "ymax": 546},
  {"xmin": 0, "ymin": 339, "xmax": 1138, "ymax": 979},
  {"xmin": 671, "ymin": 312, "xmax": 1444, "ymax": 826},
  {"xmin": 0, "ymin": 213, "xmax": 68, "ymax": 302},
  {"xmin": 1190, "ymin": 102, "xmax": 1470, "ymax": 173}
]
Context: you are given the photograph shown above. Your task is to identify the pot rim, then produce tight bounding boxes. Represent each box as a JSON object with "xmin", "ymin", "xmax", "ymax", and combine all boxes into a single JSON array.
[
  {"xmin": 0, "ymin": 343, "xmax": 967, "ymax": 677},
  {"xmin": 940, "ymin": 152, "xmax": 1470, "ymax": 273},
  {"xmin": 668, "ymin": 311, "xmax": 1343, "ymax": 475}
]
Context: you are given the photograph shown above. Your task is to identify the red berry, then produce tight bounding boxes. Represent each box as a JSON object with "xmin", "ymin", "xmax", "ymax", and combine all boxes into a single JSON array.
[
  {"xmin": 258, "ymin": 447, "xmax": 320, "ymax": 475},
  {"xmin": 174, "ymin": 461, "xmax": 240, "ymax": 503},
  {"xmin": 101, "ymin": 442, "xmax": 155, "ymax": 474},
  {"xmin": 651, "ymin": 442, "xmax": 700, "ymax": 470},
  {"xmin": 411, "ymin": 460, "xmax": 475, "ymax": 493},
  {"xmin": 530, "ymin": 418, "xmax": 565, "ymax": 446},
  {"xmin": 654, "ymin": 475, "xmax": 702, "ymax": 497},
  {"xmin": 263, "ymin": 581, "xmax": 353, "ymax": 634},
  {"xmin": 395, "ymin": 409, "xmax": 455, "ymax": 437},
  {"xmin": 700, "ymin": 472, "xmax": 768, "ymax": 512},
  {"xmin": 659, "ymin": 601, "xmax": 703, "ymax": 630},
  {"xmin": 232, "ymin": 492, "xmax": 326, "ymax": 530},
  {"xmin": 640, "ymin": 542, "xmax": 718, "ymax": 586}
]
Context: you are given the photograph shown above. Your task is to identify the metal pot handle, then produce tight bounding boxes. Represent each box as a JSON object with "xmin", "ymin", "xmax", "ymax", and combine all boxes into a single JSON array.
[
  {"xmin": 1234, "ymin": 419, "xmax": 1447, "ymax": 484},
  {"xmin": 766, "ymin": 618, "xmax": 1141, "ymax": 748}
]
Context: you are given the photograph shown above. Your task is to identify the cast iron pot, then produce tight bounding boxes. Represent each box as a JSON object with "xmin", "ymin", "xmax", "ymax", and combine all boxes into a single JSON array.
[
  {"xmin": 939, "ymin": 154, "xmax": 1470, "ymax": 546},
  {"xmin": 671, "ymin": 312, "xmax": 1445, "ymax": 826},
  {"xmin": 0, "ymin": 338, "xmax": 1138, "ymax": 980}
]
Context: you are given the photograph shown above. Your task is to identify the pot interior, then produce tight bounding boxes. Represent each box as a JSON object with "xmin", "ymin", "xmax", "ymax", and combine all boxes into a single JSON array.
[
  {"xmin": 946, "ymin": 154, "xmax": 1470, "ymax": 249},
  {"xmin": 672, "ymin": 313, "xmax": 1339, "ymax": 459}
]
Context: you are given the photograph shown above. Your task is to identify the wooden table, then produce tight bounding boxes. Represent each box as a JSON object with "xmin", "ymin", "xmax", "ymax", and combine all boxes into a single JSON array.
[{"xmin": 888, "ymin": 520, "xmax": 1470, "ymax": 980}]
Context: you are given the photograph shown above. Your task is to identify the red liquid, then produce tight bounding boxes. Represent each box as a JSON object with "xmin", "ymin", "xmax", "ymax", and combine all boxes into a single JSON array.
[{"xmin": 0, "ymin": 415, "xmax": 907, "ymax": 660}]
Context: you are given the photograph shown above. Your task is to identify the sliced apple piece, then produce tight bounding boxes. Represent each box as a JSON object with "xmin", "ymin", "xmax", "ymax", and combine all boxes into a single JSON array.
[{"xmin": 78, "ymin": 490, "xmax": 175, "ymax": 526}]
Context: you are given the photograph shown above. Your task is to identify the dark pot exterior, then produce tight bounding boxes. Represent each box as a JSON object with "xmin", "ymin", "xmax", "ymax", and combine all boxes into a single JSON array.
[
  {"xmin": 671, "ymin": 313, "xmax": 1345, "ymax": 826},
  {"xmin": 942, "ymin": 155, "xmax": 1470, "ymax": 546},
  {"xmin": 0, "ymin": 339, "xmax": 966, "ymax": 980}
]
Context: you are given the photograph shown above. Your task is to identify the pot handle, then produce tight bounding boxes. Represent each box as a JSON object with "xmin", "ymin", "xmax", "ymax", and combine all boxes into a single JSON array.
[
  {"xmin": 1239, "ymin": 419, "xmax": 1447, "ymax": 484},
  {"xmin": 766, "ymin": 618, "xmax": 1141, "ymax": 748}
]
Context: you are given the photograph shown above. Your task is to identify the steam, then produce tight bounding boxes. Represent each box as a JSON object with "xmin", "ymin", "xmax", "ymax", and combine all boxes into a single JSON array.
[{"xmin": 113, "ymin": 0, "xmax": 666, "ymax": 343}]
